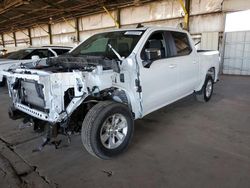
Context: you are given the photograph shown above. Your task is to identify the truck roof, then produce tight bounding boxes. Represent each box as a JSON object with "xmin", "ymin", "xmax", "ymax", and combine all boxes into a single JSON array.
[{"xmin": 96, "ymin": 26, "xmax": 187, "ymax": 34}]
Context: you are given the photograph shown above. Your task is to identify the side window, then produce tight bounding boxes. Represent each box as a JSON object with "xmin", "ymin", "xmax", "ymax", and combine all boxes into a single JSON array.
[
  {"xmin": 171, "ymin": 32, "xmax": 192, "ymax": 56},
  {"xmin": 52, "ymin": 49, "xmax": 70, "ymax": 56},
  {"xmin": 48, "ymin": 50, "xmax": 55, "ymax": 57},
  {"xmin": 62, "ymin": 49, "xmax": 70, "ymax": 54},
  {"xmin": 141, "ymin": 32, "xmax": 167, "ymax": 61},
  {"xmin": 24, "ymin": 49, "xmax": 51, "ymax": 59}
]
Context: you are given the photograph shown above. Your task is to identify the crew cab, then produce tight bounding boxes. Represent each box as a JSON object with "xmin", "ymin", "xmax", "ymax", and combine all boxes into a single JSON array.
[
  {"xmin": 3, "ymin": 27, "xmax": 219, "ymax": 159},
  {"xmin": 0, "ymin": 46, "xmax": 72, "ymax": 86}
]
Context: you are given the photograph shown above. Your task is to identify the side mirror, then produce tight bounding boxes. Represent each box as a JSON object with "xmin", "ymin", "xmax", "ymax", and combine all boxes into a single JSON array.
[
  {"xmin": 31, "ymin": 55, "xmax": 40, "ymax": 60},
  {"xmin": 145, "ymin": 48, "xmax": 161, "ymax": 61}
]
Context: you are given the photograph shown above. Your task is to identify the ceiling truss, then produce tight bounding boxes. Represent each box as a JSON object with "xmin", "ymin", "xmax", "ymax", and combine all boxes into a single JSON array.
[{"xmin": 0, "ymin": 0, "xmax": 156, "ymax": 34}]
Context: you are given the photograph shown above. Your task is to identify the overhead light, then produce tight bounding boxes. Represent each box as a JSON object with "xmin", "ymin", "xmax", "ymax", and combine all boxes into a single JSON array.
[{"xmin": 49, "ymin": 17, "xmax": 54, "ymax": 25}]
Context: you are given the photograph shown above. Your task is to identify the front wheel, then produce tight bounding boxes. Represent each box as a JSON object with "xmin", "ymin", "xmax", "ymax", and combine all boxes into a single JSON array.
[
  {"xmin": 196, "ymin": 76, "xmax": 214, "ymax": 102},
  {"xmin": 81, "ymin": 101, "xmax": 134, "ymax": 159},
  {"xmin": 0, "ymin": 77, "xmax": 6, "ymax": 87}
]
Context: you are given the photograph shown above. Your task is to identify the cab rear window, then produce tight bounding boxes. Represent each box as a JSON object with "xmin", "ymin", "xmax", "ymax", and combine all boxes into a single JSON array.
[{"xmin": 171, "ymin": 32, "xmax": 192, "ymax": 56}]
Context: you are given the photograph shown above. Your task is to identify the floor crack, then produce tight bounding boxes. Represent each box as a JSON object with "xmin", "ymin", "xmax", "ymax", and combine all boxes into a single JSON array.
[{"xmin": 0, "ymin": 137, "xmax": 56, "ymax": 187}]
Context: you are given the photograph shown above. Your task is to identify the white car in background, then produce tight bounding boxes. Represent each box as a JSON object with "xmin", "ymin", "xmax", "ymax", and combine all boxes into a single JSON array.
[{"xmin": 0, "ymin": 46, "xmax": 72, "ymax": 86}]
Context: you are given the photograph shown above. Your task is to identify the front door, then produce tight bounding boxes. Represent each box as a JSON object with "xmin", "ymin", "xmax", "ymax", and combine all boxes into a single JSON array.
[{"xmin": 138, "ymin": 31, "xmax": 180, "ymax": 116}]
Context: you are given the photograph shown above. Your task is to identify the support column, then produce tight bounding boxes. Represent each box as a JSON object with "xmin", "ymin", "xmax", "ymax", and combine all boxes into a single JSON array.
[
  {"xmin": 48, "ymin": 24, "xmax": 52, "ymax": 44},
  {"xmin": 13, "ymin": 32, "xmax": 17, "ymax": 47},
  {"xmin": 1, "ymin": 34, "xmax": 4, "ymax": 48},
  {"xmin": 186, "ymin": 0, "xmax": 191, "ymax": 31},
  {"xmin": 76, "ymin": 17, "xmax": 80, "ymax": 43},
  {"xmin": 179, "ymin": 0, "xmax": 190, "ymax": 30},
  {"xmin": 103, "ymin": 6, "xmax": 120, "ymax": 28},
  {"xmin": 28, "ymin": 28, "xmax": 32, "ymax": 46},
  {"xmin": 116, "ymin": 8, "xmax": 121, "ymax": 28}
]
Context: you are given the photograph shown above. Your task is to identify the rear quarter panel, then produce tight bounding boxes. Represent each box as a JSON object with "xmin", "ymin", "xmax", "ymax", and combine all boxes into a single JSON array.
[{"xmin": 196, "ymin": 51, "xmax": 220, "ymax": 91}]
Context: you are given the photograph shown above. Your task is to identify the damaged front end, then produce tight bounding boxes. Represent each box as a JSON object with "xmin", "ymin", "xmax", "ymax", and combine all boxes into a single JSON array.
[
  {"xmin": 5, "ymin": 56, "xmax": 118, "ymax": 123},
  {"xmin": 6, "ymin": 68, "xmax": 87, "ymax": 123},
  {"xmin": 3, "ymin": 56, "xmax": 118, "ymax": 150}
]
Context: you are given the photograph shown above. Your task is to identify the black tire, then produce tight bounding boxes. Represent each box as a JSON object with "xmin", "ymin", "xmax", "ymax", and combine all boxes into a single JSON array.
[
  {"xmin": 196, "ymin": 75, "xmax": 214, "ymax": 102},
  {"xmin": 0, "ymin": 77, "xmax": 6, "ymax": 87},
  {"xmin": 81, "ymin": 101, "xmax": 134, "ymax": 159}
]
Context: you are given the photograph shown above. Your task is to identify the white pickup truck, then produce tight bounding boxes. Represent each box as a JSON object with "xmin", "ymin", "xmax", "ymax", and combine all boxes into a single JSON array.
[{"xmin": 3, "ymin": 27, "xmax": 219, "ymax": 159}]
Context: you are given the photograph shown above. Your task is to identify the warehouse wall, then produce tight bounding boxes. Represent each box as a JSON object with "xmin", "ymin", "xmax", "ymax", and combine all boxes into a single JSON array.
[
  {"xmin": 79, "ymin": 11, "xmax": 118, "ymax": 41},
  {"xmin": 1, "ymin": 0, "xmax": 250, "ymax": 52},
  {"xmin": 223, "ymin": 0, "xmax": 250, "ymax": 12},
  {"xmin": 31, "ymin": 24, "xmax": 50, "ymax": 46}
]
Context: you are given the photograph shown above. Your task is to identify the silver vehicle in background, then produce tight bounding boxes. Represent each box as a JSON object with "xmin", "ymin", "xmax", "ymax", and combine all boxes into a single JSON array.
[{"xmin": 0, "ymin": 46, "xmax": 72, "ymax": 86}]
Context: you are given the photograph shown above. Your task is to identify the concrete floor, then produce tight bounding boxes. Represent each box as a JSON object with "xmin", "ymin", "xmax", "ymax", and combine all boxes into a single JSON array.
[{"xmin": 0, "ymin": 75, "xmax": 250, "ymax": 188}]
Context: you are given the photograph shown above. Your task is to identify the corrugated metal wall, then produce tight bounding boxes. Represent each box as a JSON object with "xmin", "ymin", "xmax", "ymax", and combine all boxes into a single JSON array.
[
  {"xmin": 201, "ymin": 32, "xmax": 219, "ymax": 50},
  {"xmin": 223, "ymin": 31, "xmax": 250, "ymax": 75}
]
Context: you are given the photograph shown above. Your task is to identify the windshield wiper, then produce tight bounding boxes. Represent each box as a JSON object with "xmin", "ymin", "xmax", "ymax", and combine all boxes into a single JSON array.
[{"xmin": 108, "ymin": 44, "xmax": 124, "ymax": 61}]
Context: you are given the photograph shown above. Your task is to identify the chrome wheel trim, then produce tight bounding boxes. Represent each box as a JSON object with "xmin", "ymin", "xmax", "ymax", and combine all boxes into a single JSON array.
[
  {"xmin": 100, "ymin": 113, "xmax": 128, "ymax": 149},
  {"xmin": 205, "ymin": 80, "xmax": 213, "ymax": 98}
]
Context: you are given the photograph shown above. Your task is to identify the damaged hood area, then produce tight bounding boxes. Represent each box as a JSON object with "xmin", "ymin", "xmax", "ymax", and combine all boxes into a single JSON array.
[
  {"xmin": 3, "ymin": 55, "xmax": 120, "ymax": 74},
  {"xmin": 44, "ymin": 55, "xmax": 120, "ymax": 73}
]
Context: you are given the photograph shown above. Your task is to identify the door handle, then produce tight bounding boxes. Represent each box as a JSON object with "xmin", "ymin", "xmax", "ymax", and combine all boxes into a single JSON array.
[{"xmin": 169, "ymin": 64, "xmax": 177, "ymax": 69}]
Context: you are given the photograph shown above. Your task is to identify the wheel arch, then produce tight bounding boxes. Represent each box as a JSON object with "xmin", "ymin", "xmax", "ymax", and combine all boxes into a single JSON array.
[
  {"xmin": 196, "ymin": 66, "xmax": 216, "ymax": 92},
  {"xmin": 207, "ymin": 67, "xmax": 216, "ymax": 81},
  {"xmin": 101, "ymin": 87, "xmax": 136, "ymax": 118},
  {"xmin": 75, "ymin": 87, "xmax": 137, "ymax": 120}
]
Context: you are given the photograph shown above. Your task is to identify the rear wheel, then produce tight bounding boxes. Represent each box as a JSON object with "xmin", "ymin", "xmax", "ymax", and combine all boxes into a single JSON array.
[
  {"xmin": 81, "ymin": 101, "xmax": 134, "ymax": 159},
  {"xmin": 196, "ymin": 75, "xmax": 214, "ymax": 102}
]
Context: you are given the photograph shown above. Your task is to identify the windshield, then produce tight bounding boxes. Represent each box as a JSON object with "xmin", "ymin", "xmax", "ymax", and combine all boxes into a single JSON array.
[
  {"xmin": 6, "ymin": 49, "xmax": 34, "ymax": 60},
  {"xmin": 70, "ymin": 30, "xmax": 145, "ymax": 59}
]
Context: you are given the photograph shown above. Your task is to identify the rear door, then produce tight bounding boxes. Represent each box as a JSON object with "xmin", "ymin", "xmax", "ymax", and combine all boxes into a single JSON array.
[{"xmin": 169, "ymin": 31, "xmax": 199, "ymax": 96}]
